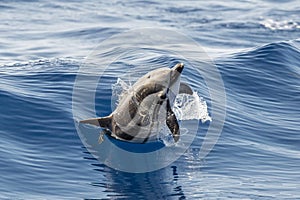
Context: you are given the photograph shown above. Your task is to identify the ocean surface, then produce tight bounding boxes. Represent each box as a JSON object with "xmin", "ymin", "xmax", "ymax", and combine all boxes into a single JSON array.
[{"xmin": 1, "ymin": 0, "xmax": 300, "ymax": 199}]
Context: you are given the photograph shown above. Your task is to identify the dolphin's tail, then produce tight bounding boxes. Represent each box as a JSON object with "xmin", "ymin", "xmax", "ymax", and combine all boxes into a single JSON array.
[{"xmin": 80, "ymin": 115, "xmax": 112, "ymax": 129}]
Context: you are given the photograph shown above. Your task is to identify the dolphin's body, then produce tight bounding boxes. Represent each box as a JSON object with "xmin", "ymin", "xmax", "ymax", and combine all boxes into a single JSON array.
[{"xmin": 80, "ymin": 63, "xmax": 192, "ymax": 143}]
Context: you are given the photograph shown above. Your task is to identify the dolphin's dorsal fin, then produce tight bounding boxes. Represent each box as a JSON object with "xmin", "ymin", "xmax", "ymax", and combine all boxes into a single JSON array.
[
  {"xmin": 80, "ymin": 115, "xmax": 112, "ymax": 129},
  {"xmin": 166, "ymin": 99, "xmax": 180, "ymax": 142},
  {"xmin": 179, "ymin": 82, "xmax": 193, "ymax": 95}
]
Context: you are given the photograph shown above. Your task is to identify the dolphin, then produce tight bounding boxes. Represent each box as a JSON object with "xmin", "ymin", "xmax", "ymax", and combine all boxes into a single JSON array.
[{"xmin": 80, "ymin": 63, "xmax": 193, "ymax": 143}]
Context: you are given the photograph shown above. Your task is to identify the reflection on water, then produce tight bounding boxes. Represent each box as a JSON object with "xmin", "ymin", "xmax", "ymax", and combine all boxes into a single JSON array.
[{"xmin": 84, "ymin": 151, "xmax": 186, "ymax": 199}]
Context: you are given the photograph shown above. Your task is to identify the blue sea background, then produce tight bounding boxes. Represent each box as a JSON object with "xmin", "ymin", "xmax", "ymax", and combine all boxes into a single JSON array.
[{"xmin": 1, "ymin": 0, "xmax": 300, "ymax": 199}]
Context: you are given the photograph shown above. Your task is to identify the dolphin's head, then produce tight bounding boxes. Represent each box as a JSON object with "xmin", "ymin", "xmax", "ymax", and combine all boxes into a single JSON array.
[
  {"xmin": 172, "ymin": 62, "xmax": 184, "ymax": 74},
  {"xmin": 140, "ymin": 63, "xmax": 184, "ymax": 104},
  {"xmin": 142, "ymin": 63, "xmax": 183, "ymax": 87},
  {"xmin": 134, "ymin": 63, "xmax": 184, "ymax": 104},
  {"xmin": 170, "ymin": 62, "xmax": 184, "ymax": 85},
  {"xmin": 168, "ymin": 63, "xmax": 184, "ymax": 102}
]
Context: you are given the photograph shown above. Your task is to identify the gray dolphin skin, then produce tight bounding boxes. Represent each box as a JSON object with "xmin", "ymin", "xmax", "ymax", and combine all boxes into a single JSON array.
[{"xmin": 80, "ymin": 63, "xmax": 193, "ymax": 143}]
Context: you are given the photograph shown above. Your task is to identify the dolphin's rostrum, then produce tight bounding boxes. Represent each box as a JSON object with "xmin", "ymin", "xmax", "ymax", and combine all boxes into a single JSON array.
[{"xmin": 80, "ymin": 63, "xmax": 193, "ymax": 143}]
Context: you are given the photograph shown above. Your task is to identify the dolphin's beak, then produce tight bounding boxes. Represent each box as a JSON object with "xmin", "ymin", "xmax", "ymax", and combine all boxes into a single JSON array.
[
  {"xmin": 173, "ymin": 63, "xmax": 184, "ymax": 73},
  {"xmin": 168, "ymin": 63, "xmax": 184, "ymax": 103},
  {"xmin": 170, "ymin": 62, "xmax": 184, "ymax": 86}
]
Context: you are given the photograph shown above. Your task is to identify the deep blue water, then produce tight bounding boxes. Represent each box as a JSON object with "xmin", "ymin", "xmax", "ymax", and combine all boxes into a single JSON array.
[{"xmin": 1, "ymin": 0, "xmax": 300, "ymax": 199}]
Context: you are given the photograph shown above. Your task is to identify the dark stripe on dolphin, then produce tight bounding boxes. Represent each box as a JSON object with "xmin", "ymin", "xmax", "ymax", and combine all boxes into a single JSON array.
[
  {"xmin": 112, "ymin": 119, "xmax": 136, "ymax": 141},
  {"xmin": 116, "ymin": 131, "xmax": 135, "ymax": 141},
  {"xmin": 135, "ymin": 83, "xmax": 165, "ymax": 103},
  {"xmin": 128, "ymin": 83, "xmax": 165, "ymax": 120}
]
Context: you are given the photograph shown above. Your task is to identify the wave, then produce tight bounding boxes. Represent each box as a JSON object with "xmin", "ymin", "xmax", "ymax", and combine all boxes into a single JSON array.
[
  {"xmin": 0, "ymin": 40, "xmax": 299, "ymax": 148},
  {"xmin": 216, "ymin": 40, "xmax": 300, "ymax": 155},
  {"xmin": 0, "ymin": 39, "xmax": 299, "ymax": 198}
]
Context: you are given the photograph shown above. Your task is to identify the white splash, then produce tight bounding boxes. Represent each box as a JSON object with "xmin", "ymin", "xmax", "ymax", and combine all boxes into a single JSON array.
[
  {"xmin": 261, "ymin": 19, "xmax": 300, "ymax": 31},
  {"xmin": 111, "ymin": 78, "xmax": 131, "ymax": 110},
  {"xmin": 112, "ymin": 78, "xmax": 211, "ymax": 122},
  {"xmin": 173, "ymin": 92, "xmax": 211, "ymax": 123}
]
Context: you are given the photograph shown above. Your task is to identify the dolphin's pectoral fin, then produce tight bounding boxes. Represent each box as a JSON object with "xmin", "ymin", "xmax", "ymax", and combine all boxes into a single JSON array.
[
  {"xmin": 166, "ymin": 100, "xmax": 180, "ymax": 142},
  {"xmin": 179, "ymin": 82, "xmax": 193, "ymax": 95},
  {"xmin": 80, "ymin": 115, "xmax": 112, "ymax": 129}
]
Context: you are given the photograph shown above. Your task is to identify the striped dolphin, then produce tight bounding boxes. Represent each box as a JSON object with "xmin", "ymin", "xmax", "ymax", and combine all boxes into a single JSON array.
[{"xmin": 80, "ymin": 63, "xmax": 192, "ymax": 143}]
